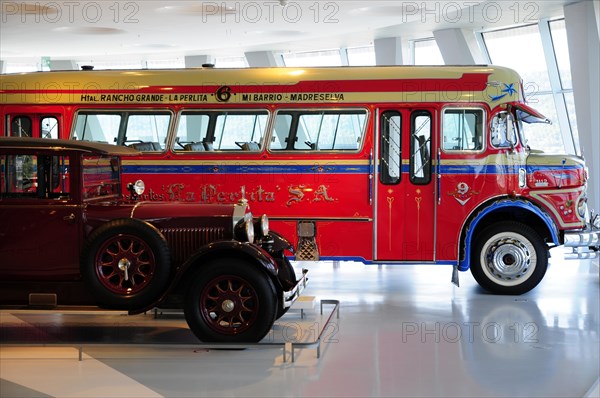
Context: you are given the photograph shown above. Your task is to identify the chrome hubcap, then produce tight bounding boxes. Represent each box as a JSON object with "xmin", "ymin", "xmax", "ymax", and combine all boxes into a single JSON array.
[
  {"xmin": 221, "ymin": 299, "xmax": 235, "ymax": 313},
  {"xmin": 118, "ymin": 258, "xmax": 131, "ymax": 272},
  {"xmin": 490, "ymin": 239, "xmax": 530, "ymax": 278},
  {"xmin": 481, "ymin": 233, "xmax": 536, "ymax": 286}
]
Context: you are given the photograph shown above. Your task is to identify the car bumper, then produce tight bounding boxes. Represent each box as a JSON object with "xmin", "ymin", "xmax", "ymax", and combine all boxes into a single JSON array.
[{"xmin": 282, "ymin": 268, "xmax": 309, "ymax": 309}]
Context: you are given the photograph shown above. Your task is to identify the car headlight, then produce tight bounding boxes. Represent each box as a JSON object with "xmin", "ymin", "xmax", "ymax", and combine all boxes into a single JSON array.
[
  {"xmin": 254, "ymin": 214, "xmax": 269, "ymax": 238},
  {"xmin": 128, "ymin": 179, "xmax": 145, "ymax": 195},
  {"xmin": 234, "ymin": 217, "xmax": 255, "ymax": 243},
  {"xmin": 245, "ymin": 219, "xmax": 255, "ymax": 244}
]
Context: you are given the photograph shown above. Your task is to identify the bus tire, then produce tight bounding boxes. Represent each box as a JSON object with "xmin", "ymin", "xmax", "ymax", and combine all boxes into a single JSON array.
[
  {"xmin": 470, "ymin": 221, "xmax": 548, "ymax": 295},
  {"xmin": 184, "ymin": 259, "xmax": 277, "ymax": 343},
  {"xmin": 81, "ymin": 219, "xmax": 171, "ymax": 309}
]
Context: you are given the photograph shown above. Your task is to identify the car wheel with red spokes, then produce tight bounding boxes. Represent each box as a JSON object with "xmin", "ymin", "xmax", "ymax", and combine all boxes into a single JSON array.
[
  {"xmin": 184, "ymin": 259, "xmax": 277, "ymax": 343},
  {"xmin": 81, "ymin": 219, "xmax": 171, "ymax": 309}
]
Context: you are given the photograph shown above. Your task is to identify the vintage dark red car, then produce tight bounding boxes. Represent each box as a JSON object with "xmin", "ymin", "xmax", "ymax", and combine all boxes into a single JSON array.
[{"xmin": 0, "ymin": 137, "xmax": 307, "ymax": 343}]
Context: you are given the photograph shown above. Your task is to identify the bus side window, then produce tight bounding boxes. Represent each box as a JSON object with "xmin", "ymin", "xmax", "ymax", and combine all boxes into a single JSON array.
[
  {"xmin": 213, "ymin": 112, "xmax": 268, "ymax": 151},
  {"xmin": 270, "ymin": 110, "xmax": 367, "ymax": 151},
  {"xmin": 41, "ymin": 117, "xmax": 59, "ymax": 139},
  {"xmin": 410, "ymin": 111, "xmax": 432, "ymax": 185},
  {"xmin": 73, "ymin": 112, "xmax": 171, "ymax": 151},
  {"xmin": 443, "ymin": 108, "xmax": 484, "ymax": 151},
  {"xmin": 11, "ymin": 116, "xmax": 32, "ymax": 137},
  {"xmin": 380, "ymin": 111, "xmax": 402, "ymax": 185},
  {"xmin": 74, "ymin": 113, "xmax": 122, "ymax": 144},
  {"xmin": 125, "ymin": 113, "xmax": 171, "ymax": 151},
  {"xmin": 174, "ymin": 113, "xmax": 211, "ymax": 151},
  {"xmin": 270, "ymin": 114, "xmax": 293, "ymax": 150}
]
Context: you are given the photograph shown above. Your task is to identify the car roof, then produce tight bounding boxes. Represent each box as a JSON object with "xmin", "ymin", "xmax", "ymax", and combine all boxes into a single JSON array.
[{"xmin": 0, "ymin": 137, "xmax": 141, "ymax": 156}]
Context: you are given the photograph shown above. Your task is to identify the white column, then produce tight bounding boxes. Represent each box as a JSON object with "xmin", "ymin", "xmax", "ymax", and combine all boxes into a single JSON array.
[
  {"xmin": 244, "ymin": 51, "xmax": 283, "ymax": 67},
  {"xmin": 374, "ymin": 37, "xmax": 405, "ymax": 66},
  {"xmin": 49, "ymin": 60, "xmax": 77, "ymax": 70},
  {"xmin": 185, "ymin": 55, "xmax": 215, "ymax": 68},
  {"xmin": 595, "ymin": 0, "xmax": 600, "ymax": 39},
  {"xmin": 564, "ymin": 1, "xmax": 600, "ymax": 214},
  {"xmin": 538, "ymin": 19, "xmax": 577, "ymax": 155},
  {"xmin": 432, "ymin": 28, "xmax": 485, "ymax": 65},
  {"xmin": 0, "ymin": 60, "xmax": 5, "ymax": 73}
]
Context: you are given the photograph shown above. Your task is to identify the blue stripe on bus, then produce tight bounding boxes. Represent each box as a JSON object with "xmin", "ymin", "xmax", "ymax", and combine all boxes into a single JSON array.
[
  {"xmin": 122, "ymin": 163, "xmax": 577, "ymax": 175},
  {"xmin": 124, "ymin": 164, "xmax": 513, "ymax": 175},
  {"xmin": 123, "ymin": 164, "xmax": 370, "ymax": 174},
  {"xmin": 526, "ymin": 165, "xmax": 581, "ymax": 173},
  {"xmin": 437, "ymin": 165, "xmax": 518, "ymax": 174}
]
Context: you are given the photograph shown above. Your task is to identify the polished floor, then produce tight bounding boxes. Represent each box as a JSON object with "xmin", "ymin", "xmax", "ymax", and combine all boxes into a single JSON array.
[{"xmin": 1, "ymin": 247, "xmax": 599, "ymax": 398}]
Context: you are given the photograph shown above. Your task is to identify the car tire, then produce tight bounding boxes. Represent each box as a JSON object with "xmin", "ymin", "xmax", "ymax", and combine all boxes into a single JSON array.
[
  {"xmin": 184, "ymin": 258, "xmax": 277, "ymax": 343},
  {"xmin": 81, "ymin": 218, "xmax": 171, "ymax": 310},
  {"xmin": 470, "ymin": 221, "xmax": 548, "ymax": 295}
]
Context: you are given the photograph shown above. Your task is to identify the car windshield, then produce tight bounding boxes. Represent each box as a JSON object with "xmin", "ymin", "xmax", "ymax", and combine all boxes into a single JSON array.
[{"xmin": 82, "ymin": 155, "xmax": 121, "ymax": 200}]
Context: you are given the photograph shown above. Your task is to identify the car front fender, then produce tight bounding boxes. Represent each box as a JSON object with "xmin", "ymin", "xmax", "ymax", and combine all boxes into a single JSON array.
[{"xmin": 129, "ymin": 241, "xmax": 278, "ymax": 315}]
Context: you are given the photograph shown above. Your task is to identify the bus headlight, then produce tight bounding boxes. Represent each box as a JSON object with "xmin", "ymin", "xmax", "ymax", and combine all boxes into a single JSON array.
[
  {"xmin": 577, "ymin": 197, "xmax": 588, "ymax": 221},
  {"xmin": 519, "ymin": 168, "xmax": 526, "ymax": 188}
]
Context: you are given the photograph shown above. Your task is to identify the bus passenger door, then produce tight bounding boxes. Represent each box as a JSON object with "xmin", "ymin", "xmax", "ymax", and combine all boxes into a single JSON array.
[{"xmin": 375, "ymin": 108, "xmax": 436, "ymax": 261}]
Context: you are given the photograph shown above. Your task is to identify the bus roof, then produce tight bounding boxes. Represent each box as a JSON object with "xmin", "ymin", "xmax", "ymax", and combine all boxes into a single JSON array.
[{"xmin": 0, "ymin": 65, "xmax": 524, "ymax": 106}]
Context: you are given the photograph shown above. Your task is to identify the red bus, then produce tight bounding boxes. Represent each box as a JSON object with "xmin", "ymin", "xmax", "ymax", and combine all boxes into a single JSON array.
[{"xmin": 1, "ymin": 65, "xmax": 598, "ymax": 294}]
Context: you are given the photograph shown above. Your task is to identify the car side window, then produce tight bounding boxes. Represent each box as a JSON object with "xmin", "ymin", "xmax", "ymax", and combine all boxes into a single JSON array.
[
  {"xmin": 82, "ymin": 155, "xmax": 120, "ymax": 200},
  {"xmin": 0, "ymin": 154, "xmax": 70, "ymax": 200}
]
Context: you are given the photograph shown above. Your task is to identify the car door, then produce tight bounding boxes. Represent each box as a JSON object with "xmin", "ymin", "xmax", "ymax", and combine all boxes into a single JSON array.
[{"xmin": 0, "ymin": 150, "xmax": 81, "ymax": 280}]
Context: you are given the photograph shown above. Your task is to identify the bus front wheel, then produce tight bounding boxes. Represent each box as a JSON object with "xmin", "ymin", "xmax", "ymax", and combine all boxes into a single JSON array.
[{"xmin": 470, "ymin": 221, "xmax": 548, "ymax": 295}]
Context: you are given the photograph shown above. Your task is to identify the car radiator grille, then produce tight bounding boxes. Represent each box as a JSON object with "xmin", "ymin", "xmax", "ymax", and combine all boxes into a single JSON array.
[{"xmin": 160, "ymin": 227, "xmax": 226, "ymax": 265}]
